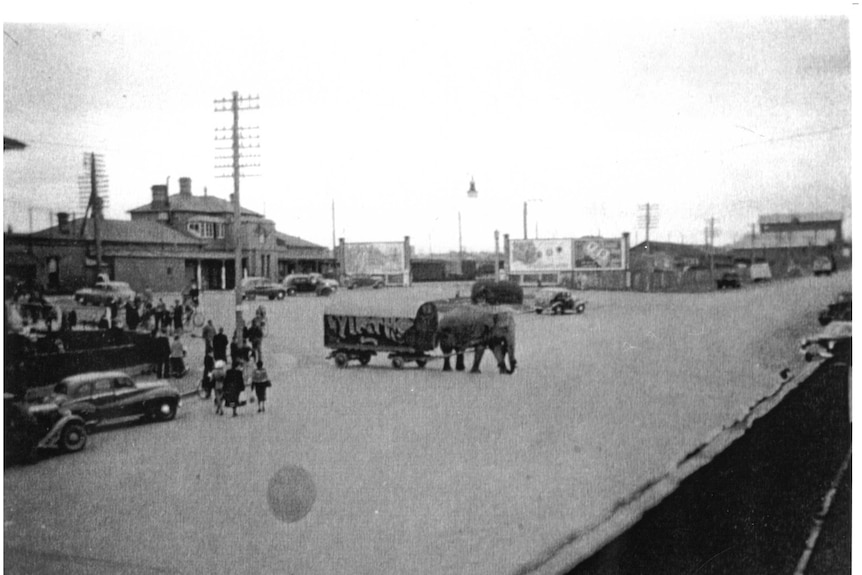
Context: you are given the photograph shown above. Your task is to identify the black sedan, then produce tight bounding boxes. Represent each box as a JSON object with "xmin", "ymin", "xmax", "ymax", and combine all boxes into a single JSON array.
[{"xmin": 44, "ymin": 371, "xmax": 180, "ymax": 427}]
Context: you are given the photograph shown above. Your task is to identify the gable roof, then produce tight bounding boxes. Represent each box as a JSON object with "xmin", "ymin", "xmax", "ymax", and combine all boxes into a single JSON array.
[
  {"xmin": 274, "ymin": 231, "xmax": 327, "ymax": 250},
  {"xmin": 128, "ymin": 193, "xmax": 263, "ymax": 218},
  {"xmin": 31, "ymin": 218, "xmax": 204, "ymax": 245}
]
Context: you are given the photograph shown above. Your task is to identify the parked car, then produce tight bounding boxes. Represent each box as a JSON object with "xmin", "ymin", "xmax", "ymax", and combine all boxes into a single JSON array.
[
  {"xmin": 818, "ymin": 291, "xmax": 852, "ymax": 326},
  {"xmin": 241, "ymin": 277, "xmax": 286, "ymax": 300},
  {"xmin": 282, "ymin": 274, "xmax": 334, "ymax": 296},
  {"xmin": 74, "ymin": 281, "xmax": 136, "ymax": 306},
  {"xmin": 5, "ymin": 393, "xmax": 87, "ymax": 464},
  {"xmin": 813, "ymin": 255, "xmax": 836, "ymax": 277},
  {"xmin": 534, "ymin": 288, "xmax": 586, "ymax": 315},
  {"xmin": 309, "ymin": 273, "xmax": 339, "ymax": 291},
  {"xmin": 749, "ymin": 262, "xmax": 772, "ymax": 283},
  {"xmin": 716, "ymin": 271, "xmax": 742, "ymax": 289},
  {"xmin": 44, "ymin": 371, "xmax": 180, "ymax": 427},
  {"xmin": 344, "ymin": 275, "xmax": 385, "ymax": 290},
  {"xmin": 470, "ymin": 280, "xmax": 524, "ymax": 306}
]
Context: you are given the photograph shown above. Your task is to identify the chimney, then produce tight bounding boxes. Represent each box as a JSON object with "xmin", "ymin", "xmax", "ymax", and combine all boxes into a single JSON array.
[
  {"xmin": 151, "ymin": 184, "xmax": 169, "ymax": 208},
  {"xmin": 179, "ymin": 177, "xmax": 192, "ymax": 197},
  {"xmin": 57, "ymin": 212, "xmax": 71, "ymax": 234}
]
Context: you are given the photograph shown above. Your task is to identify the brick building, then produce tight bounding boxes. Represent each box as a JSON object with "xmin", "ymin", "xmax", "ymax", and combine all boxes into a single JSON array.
[{"xmin": 4, "ymin": 177, "xmax": 332, "ymax": 294}]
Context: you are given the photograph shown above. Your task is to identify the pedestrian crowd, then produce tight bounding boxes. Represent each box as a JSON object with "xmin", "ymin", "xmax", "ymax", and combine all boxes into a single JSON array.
[{"xmin": 198, "ymin": 314, "xmax": 271, "ymax": 417}]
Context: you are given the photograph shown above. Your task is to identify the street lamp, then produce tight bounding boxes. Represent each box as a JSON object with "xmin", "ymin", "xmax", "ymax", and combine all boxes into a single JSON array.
[{"xmin": 459, "ymin": 179, "xmax": 478, "ymax": 262}]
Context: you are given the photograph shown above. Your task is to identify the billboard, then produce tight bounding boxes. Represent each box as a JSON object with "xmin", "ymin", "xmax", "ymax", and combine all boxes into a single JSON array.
[
  {"xmin": 573, "ymin": 237, "xmax": 624, "ymax": 270},
  {"xmin": 510, "ymin": 239, "xmax": 573, "ymax": 272},
  {"xmin": 344, "ymin": 242, "xmax": 406, "ymax": 275}
]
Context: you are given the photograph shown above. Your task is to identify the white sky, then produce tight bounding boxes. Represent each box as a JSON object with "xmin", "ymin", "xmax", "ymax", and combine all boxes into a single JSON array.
[{"xmin": 3, "ymin": 3, "xmax": 854, "ymax": 254}]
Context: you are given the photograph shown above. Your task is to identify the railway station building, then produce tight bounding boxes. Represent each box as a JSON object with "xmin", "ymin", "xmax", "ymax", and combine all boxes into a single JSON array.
[{"xmin": 4, "ymin": 177, "xmax": 332, "ymax": 294}]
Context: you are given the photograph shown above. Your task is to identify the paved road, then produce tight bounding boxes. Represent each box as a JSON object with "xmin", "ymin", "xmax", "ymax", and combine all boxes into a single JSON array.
[{"xmin": 4, "ymin": 274, "xmax": 851, "ymax": 574}]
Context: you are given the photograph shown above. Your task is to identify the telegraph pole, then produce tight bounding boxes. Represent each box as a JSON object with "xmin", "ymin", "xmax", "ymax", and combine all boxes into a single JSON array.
[
  {"xmin": 637, "ymin": 203, "xmax": 658, "ymax": 249},
  {"xmin": 215, "ymin": 91, "xmax": 260, "ymax": 344}
]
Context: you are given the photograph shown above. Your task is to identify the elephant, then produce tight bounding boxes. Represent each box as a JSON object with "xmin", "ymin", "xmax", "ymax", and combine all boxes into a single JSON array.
[{"xmin": 436, "ymin": 305, "xmax": 517, "ymax": 374}]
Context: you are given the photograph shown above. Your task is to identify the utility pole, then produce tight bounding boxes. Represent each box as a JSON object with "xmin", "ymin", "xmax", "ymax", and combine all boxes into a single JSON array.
[
  {"xmin": 215, "ymin": 91, "xmax": 260, "ymax": 345},
  {"xmin": 78, "ymin": 152, "xmax": 109, "ymax": 277},
  {"xmin": 637, "ymin": 203, "xmax": 658, "ymax": 250},
  {"xmin": 706, "ymin": 217, "xmax": 718, "ymax": 279}
]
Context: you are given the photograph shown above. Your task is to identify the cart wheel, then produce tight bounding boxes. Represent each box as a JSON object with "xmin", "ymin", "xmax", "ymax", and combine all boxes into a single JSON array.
[
  {"xmin": 415, "ymin": 359, "xmax": 427, "ymax": 368},
  {"xmin": 392, "ymin": 357, "xmax": 405, "ymax": 369},
  {"xmin": 334, "ymin": 352, "xmax": 349, "ymax": 368},
  {"xmin": 359, "ymin": 353, "xmax": 371, "ymax": 366},
  {"xmin": 575, "ymin": 304, "xmax": 585, "ymax": 314}
]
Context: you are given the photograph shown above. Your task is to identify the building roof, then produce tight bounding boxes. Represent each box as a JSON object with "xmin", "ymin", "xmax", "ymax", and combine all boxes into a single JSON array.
[
  {"xmin": 4, "ymin": 136, "xmax": 26, "ymax": 150},
  {"xmin": 727, "ymin": 230, "xmax": 838, "ymax": 250},
  {"xmin": 31, "ymin": 218, "xmax": 204, "ymax": 245},
  {"xmin": 128, "ymin": 193, "xmax": 263, "ymax": 218},
  {"xmin": 630, "ymin": 241, "xmax": 709, "ymax": 259},
  {"xmin": 274, "ymin": 231, "xmax": 327, "ymax": 251},
  {"xmin": 759, "ymin": 212, "xmax": 843, "ymax": 225}
]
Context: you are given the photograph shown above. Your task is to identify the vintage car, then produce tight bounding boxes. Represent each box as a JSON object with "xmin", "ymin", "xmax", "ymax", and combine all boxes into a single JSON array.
[
  {"xmin": 282, "ymin": 274, "xmax": 334, "ymax": 296},
  {"xmin": 241, "ymin": 277, "xmax": 287, "ymax": 300},
  {"xmin": 44, "ymin": 371, "xmax": 180, "ymax": 426},
  {"xmin": 470, "ymin": 279, "xmax": 524, "ymax": 305},
  {"xmin": 5, "ymin": 393, "xmax": 87, "ymax": 464},
  {"xmin": 534, "ymin": 288, "xmax": 586, "ymax": 315},
  {"xmin": 344, "ymin": 274, "xmax": 385, "ymax": 290},
  {"xmin": 818, "ymin": 291, "xmax": 851, "ymax": 326},
  {"xmin": 74, "ymin": 281, "xmax": 136, "ymax": 306},
  {"xmin": 813, "ymin": 255, "xmax": 836, "ymax": 277},
  {"xmin": 716, "ymin": 271, "xmax": 742, "ymax": 289},
  {"xmin": 324, "ymin": 300, "xmax": 515, "ymax": 373},
  {"xmin": 309, "ymin": 273, "xmax": 339, "ymax": 292},
  {"xmin": 800, "ymin": 320, "xmax": 851, "ymax": 362}
]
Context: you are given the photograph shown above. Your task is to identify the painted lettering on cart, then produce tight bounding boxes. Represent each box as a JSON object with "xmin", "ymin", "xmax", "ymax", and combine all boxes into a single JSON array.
[{"xmin": 325, "ymin": 315, "xmax": 415, "ymax": 344}]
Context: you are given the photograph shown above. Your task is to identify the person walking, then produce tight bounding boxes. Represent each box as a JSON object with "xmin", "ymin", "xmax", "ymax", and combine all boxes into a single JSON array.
[
  {"xmin": 201, "ymin": 351, "xmax": 215, "ymax": 398},
  {"xmin": 212, "ymin": 359, "xmax": 226, "ymax": 415},
  {"xmin": 213, "ymin": 327, "xmax": 229, "ymax": 363},
  {"xmin": 250, "ymin": 360, "xmax": 271, "ymax": 413},
  {"xmin": 169, "ymin": 334, "xmax": 187, "ymax": 378},
  {"xmin": 247, "ymin": 319, "xmax": 264, "ymax": 364},
  {"xmin": 201, "ymin": 320, "xmax": 216, "ymax": 355},
  {"xmin": 154, "ymin": 328, "xmax": 171, "ymax": 379},
  {"xmin": 172, "ymin": 300, "xmax": 183, "ymax": 334},
  {"xmin": 154, "ymin": 298, "xmax": 166, "ymax": 332},
  {"xmin": 223, "ymin": 360, "xmax": 246, "ymax": 417}
]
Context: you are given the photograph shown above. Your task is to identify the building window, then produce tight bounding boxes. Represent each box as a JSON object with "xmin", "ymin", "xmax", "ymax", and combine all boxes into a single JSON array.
[{"xmin": 187, "ymin": 221, "xmax": 225, "ymax": 239}]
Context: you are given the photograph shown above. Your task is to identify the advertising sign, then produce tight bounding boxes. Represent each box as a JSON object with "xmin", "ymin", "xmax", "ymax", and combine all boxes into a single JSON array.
[
  {"xmin": 344, "ymin": 242, "xmax": 406, "ymax": 275},
  {"xmin": 573, "ymin": 237, "xmax": 624, "ymax": 270},
  {"xmin": 510, "ymin": 239, "xmax": 573, "ymax": 272}
]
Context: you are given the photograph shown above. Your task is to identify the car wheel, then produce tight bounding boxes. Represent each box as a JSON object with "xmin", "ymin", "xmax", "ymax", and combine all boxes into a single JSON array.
[
  {"xmin": 415, "ymin": 359, "xmax": 427, "ymax": 368},
  {"xmin": 60, "ymin": 421, "xmax": 87, "ymax": 452},
  {"xmin": 535, "ymin": 308, "xmax": 543, "ymax": 314},
  {"xmin": 276, "ymin": 291, "xmax": 285, "ymax": 300},
  {"xmin": 359, "ymin": 353, "xmax": 372, "ymax": 366},
  {"xmin": 391, "ymin": 357, "xmax": 405, "ymax": 369},
  {"xmin": 287, "ymin": 288, "xmax": 297, "ymax": 297},
  {"xmin": 318, "ymin": 288, "xmax": 332, "ymax": 297},
  {"xmin": 575, "ymin": 304, "xmax": 586, "ymax": 314},
  {"xmin": 152, "ymin": 400, "xmax": 177, "ymax": 421},
  {"xmin": 334, "ymin": 352, "xmax": 349, "ymax": 368}
]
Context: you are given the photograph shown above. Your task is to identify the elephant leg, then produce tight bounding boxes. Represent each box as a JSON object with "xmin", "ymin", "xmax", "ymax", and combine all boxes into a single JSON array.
[
  {"xmin": 491, "ymin": 341, "xmax": 508, "ymax": 374},
  {"xmin": 470, "ymin": 346, "xmax": 485, "ymax": 373},
  {"xmin": 455, "ymin": 353, "xmax": 466, "ymax": 372}
]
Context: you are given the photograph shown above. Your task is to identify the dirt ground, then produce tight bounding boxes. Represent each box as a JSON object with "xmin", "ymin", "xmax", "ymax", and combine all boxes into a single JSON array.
[{"xmin": 4, "ymin": 273, "xmax": 851, "ymax": 575}]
